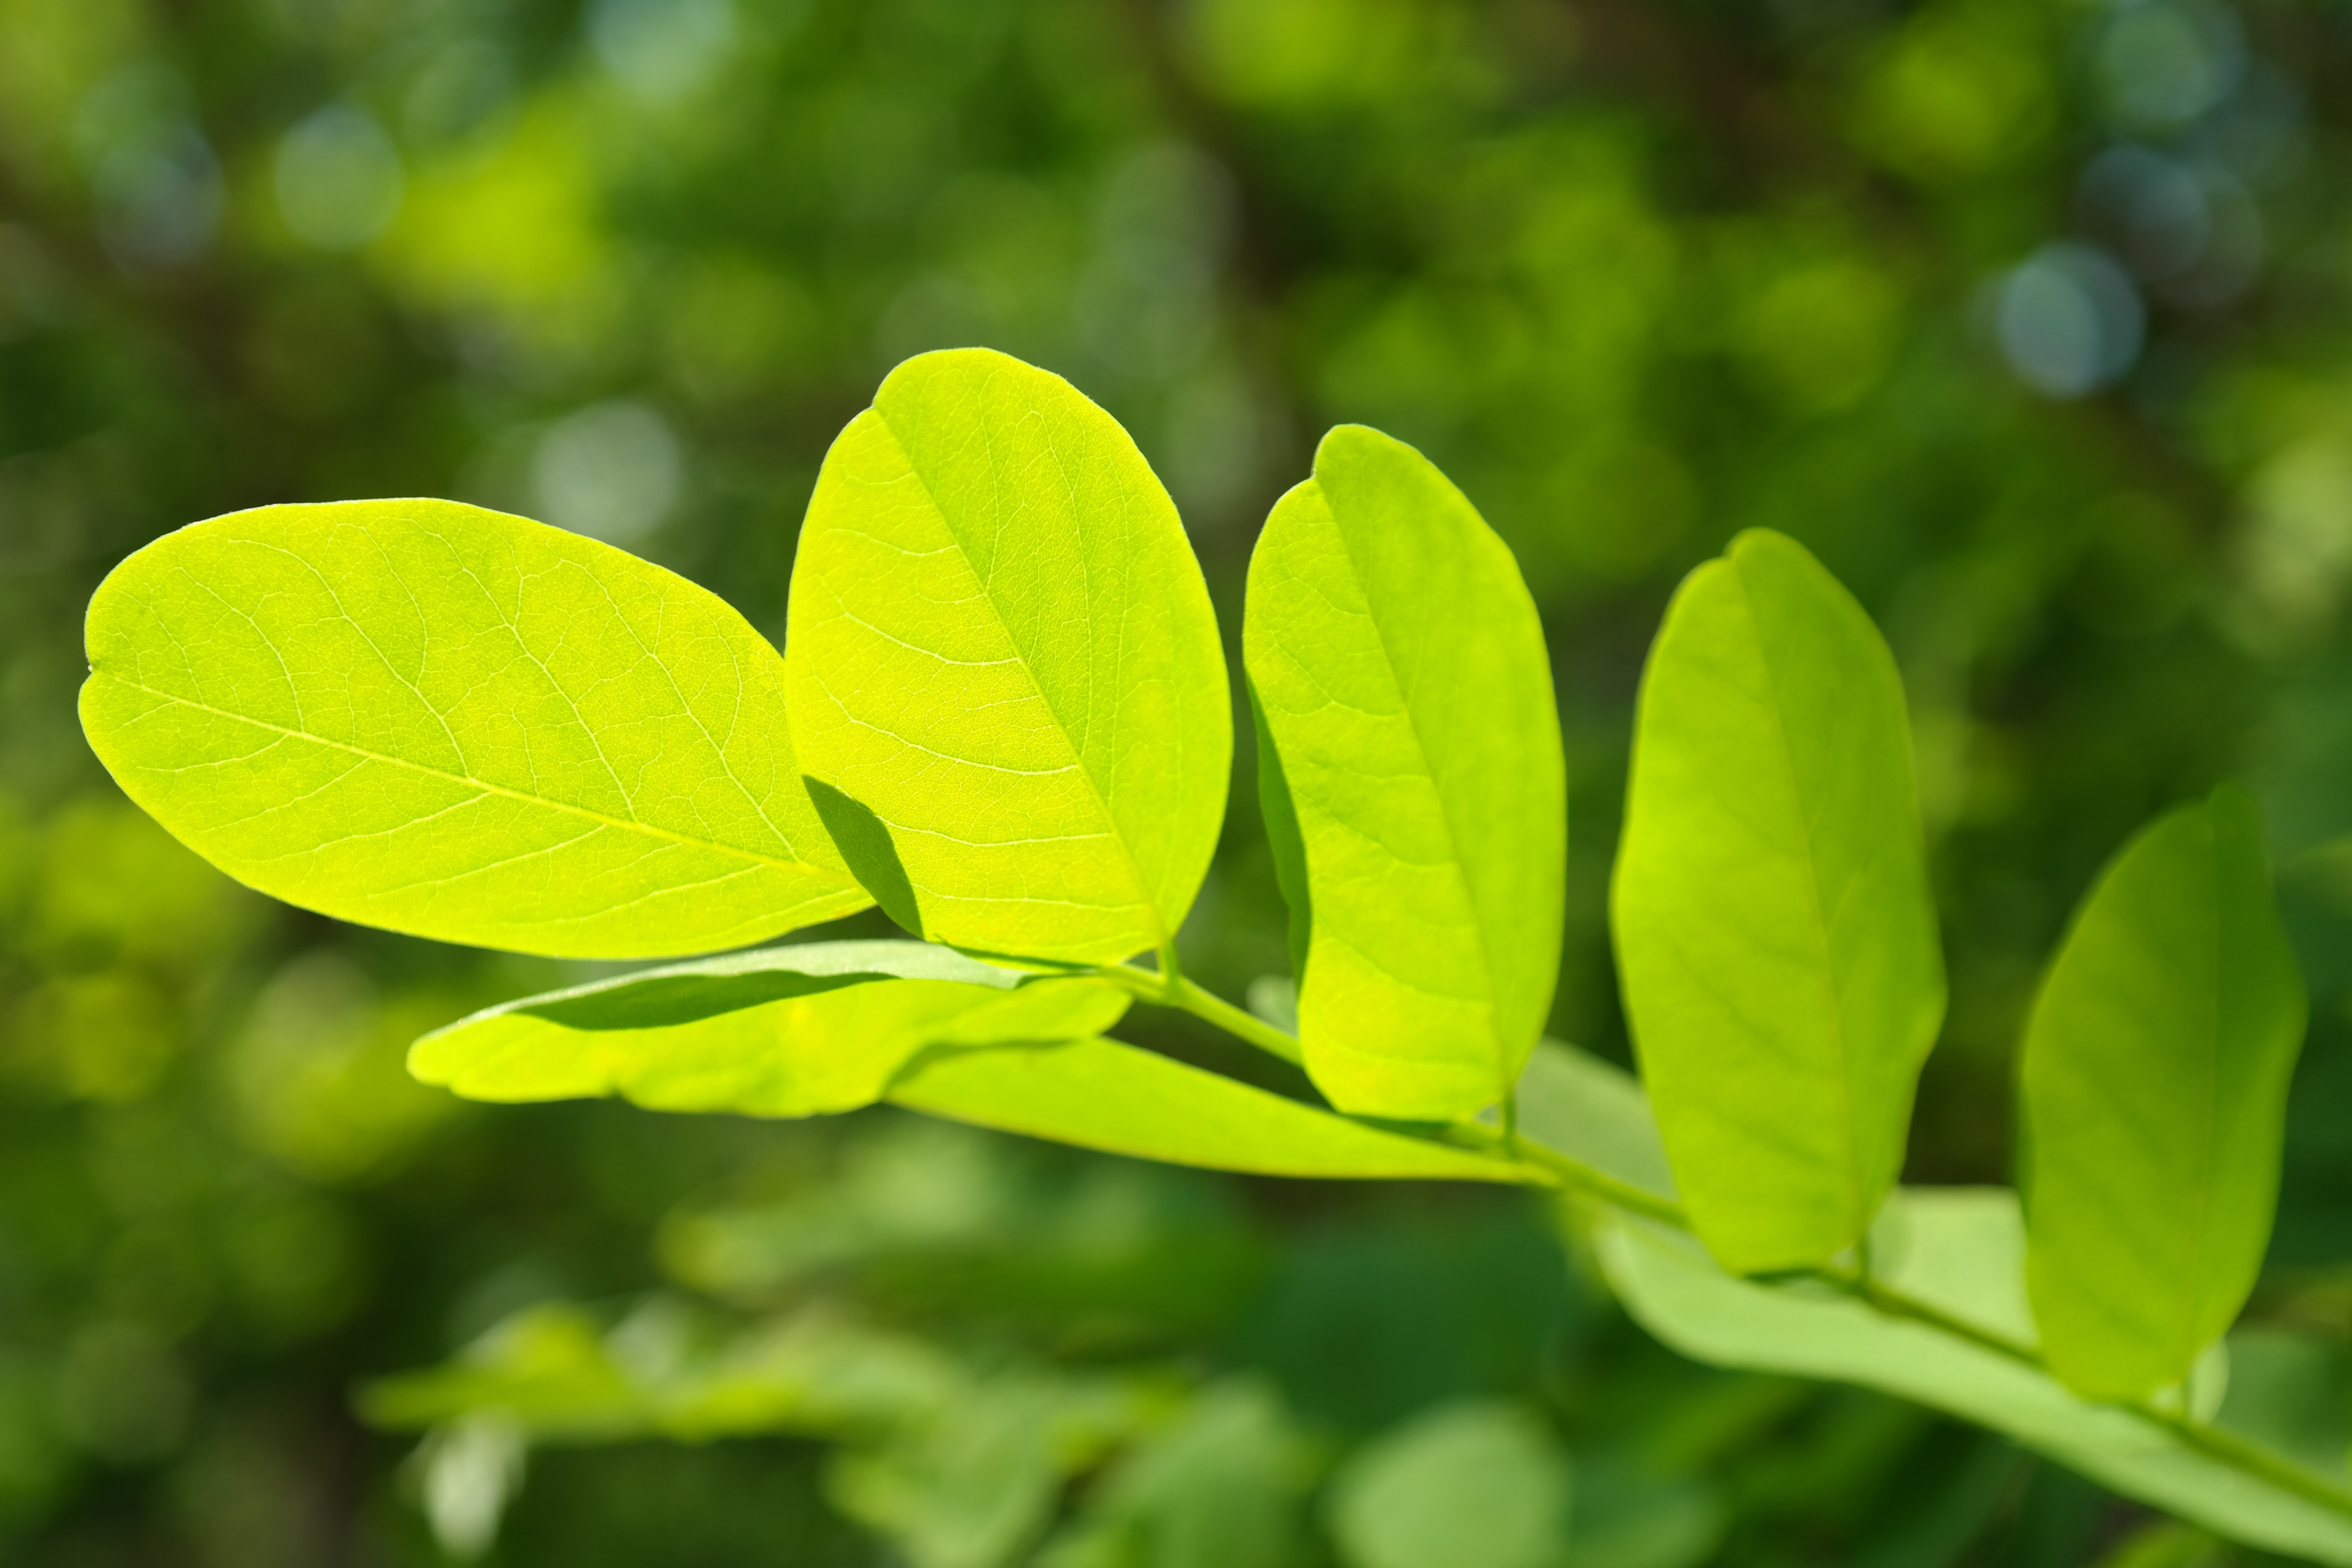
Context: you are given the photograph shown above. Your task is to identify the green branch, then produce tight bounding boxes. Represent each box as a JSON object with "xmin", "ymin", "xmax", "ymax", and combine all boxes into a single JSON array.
[{"xmin": 1112, "ymin": 970, "xmax": 2352, "ymax": 1528}]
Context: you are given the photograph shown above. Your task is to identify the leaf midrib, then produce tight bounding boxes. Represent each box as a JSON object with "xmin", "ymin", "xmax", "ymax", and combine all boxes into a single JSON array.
[{"xmin": 94, "ymin": 673, "xmax": 824, "ymax": 876}]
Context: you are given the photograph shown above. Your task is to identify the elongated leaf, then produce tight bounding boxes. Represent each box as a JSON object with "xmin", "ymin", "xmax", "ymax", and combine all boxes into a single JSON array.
[
  {"xmin": 411, "ymin": 940, "xmax": 1129, "ymax": 1117},
  {"xmin": 80, "ymin": 500, "xmax": 865, "ymax": 958},
  {"xmin": 783, "ymin": 349, "xmax": 1231, "ymax": 966},
  {"xmin": 2020, "ymin": 784, "xmax": 2306, "ymax": 1402},
  {"xmin": 1516, "ymin": 1044, "xmax": 2352, "ymax": 1564},
  {"xmin": 889, "ymin": 1037, "xmax": 1532, "ymax": 1183},
  {"xmin": 1611, "ymin": 528, "xmax": 1944, "ymax": 1274},
  {"xmin": 1244, "ymin": 426, "xmax": 1565, "ymax": 1121}
]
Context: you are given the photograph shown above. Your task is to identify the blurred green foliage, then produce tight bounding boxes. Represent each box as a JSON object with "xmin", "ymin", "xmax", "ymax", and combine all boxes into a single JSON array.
[{"xmin": 5, "ymin": 0, "xmax": 2352, "ymax": 1561}]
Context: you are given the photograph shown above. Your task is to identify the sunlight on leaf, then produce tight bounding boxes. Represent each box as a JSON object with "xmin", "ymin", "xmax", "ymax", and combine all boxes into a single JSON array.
[
  {"xmin": 1245, "ymin": 425, "xmax": 1564, "ymax": 1121},
  {"xmin": 1611, "ymin": 528, "xmax": 1944, "ymax": 1273},
  {"xmin": 783, "ymin": 348, "xmax": 1231, "ymax": 966},
  {"xmin": 80, "ymin": 499, "xmax": 867, "ymax": 958}
]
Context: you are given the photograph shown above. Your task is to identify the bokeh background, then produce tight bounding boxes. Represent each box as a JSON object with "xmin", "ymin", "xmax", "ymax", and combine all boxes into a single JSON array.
[{"xmin": 5, "ymin": 0, "xmax": 2352, "ymax": 1562}]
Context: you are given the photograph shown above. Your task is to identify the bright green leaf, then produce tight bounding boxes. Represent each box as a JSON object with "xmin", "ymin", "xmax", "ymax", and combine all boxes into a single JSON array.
[
  {"xmin": 889, "ymin": 1037, "xmax": 1534, "ymax": 1183},
  {"xmin": 1517, "ymin": 1044, "xmax": 2352, "ymax": 1564},
  {"xmin": 1611, "ymin": 528, "xmax": 1944, "ymax": 1273},
  {"xmin": 1244, "ymin": 425, "xmax": 1565, "ymax": 1121},
  {"xmin": 783, "ymin": 348, "xmax": 1231, "ymax": 966},
  {"xmin": 80, "ymin": 499, "xmax": 866, "ymax": 958},
  {"xmin": 410, "ymin": 941, "xmax": 1128, "ymax": 1117},
  {"xmin": 1327, "ymin": 1400, "xmax": 1571, "ymax": 1568},
  {"xmin": 2020, "ymin": 784, "xmax": 2306, "ymax": 1402}
]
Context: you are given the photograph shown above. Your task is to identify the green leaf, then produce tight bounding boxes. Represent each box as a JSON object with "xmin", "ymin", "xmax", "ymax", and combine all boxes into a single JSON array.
[
  {"xmin": 358, "ymin": 1298, "xmax": 965, "ymax": 1443},
  {"xmin": 1517, "ymin": 1044, "xmax": 2352, "ymax": 1565},
  {"xmin": 888, "ymin": 1037, "xmax": 1535, "ymax": 1183},
  {"xmin": 2020, "ymin": 784, "xmax": 2306, "ymax": 1402},
  {"xmin": 1243, "ymin": 425, "xmax": 1565, "ymax": 1121},
  {"xmin": 1039, "ymin": 1379, "xmax": 1316, "ymax": 1568},
  {"xmin": 80, "ymin": 499, "xmax": 865, "ymax": 959},
  {"xmin": 1327, "ymin": 1400, "xmax": 1572, "ymax": 1568},
  {"xmin": 1610, "ymin": 527, "xmax": 1944, "ymax": 1273},
  {"xmin": 829, "ymin": 1371, "xmax": 1145, "ymax": 1568},
  {"xmin": 782, "ymin": 348, "xmax": 1231, "ymax": 966},
  {"xmin": 410, "ymin": 940, "xmax": 1130, "ymax": 1117}
]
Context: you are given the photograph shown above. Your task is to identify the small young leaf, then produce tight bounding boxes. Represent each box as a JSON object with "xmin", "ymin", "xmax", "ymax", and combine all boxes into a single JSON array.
[
  {"xmin": 888, "ymin": 1037, "xmax": 1534, "ymax": 1183},
  {"xmin": 2021, "ymin": 784, "xmax": 2306, "ymax": 1402},
  {"xmin": 1244, "ymin": 426, "xmax": 1565, "ymax": 1121},
  {"xmin": 80, "ymin": 499, "xmax": 866, "ymax": 958},
  {"xmin": 1611, "ymin": 528, "xmax": 1944, "ymax": 1274},
  {"xmin": 411, "ymin": 941, "xmax": 1129, "ymax": 1117},
  {"xmin": 784, "ymin": 349, "xmax": 1231, "ymax": 966}
]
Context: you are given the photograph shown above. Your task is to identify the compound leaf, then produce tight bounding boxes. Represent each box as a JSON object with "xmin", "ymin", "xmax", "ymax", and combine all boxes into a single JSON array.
[
  {"xmin": 2021, "ymin": 784, "xmax": 2306, "ymax": 1402},
  {"xmin": 889, "ymin": 1037, "xmax": 1533, "ymax": 1183},
  {"xmin": 411, "ymin": 941, "xmax": 1128, "ymax": 1118},
  {"xmin": 1611, "ymin": 528, "xmax": 1944, "ymax": 1274},
  {"xmin": 783, "ymin": 349, "xmax": 1231, "ymax": 966},
  {"xmin": 80, "ymin": 499, "xmax": 866, "ymax": 958},
  {"xmin": 1244, "ymin": 426, "xmax": 1565, "ymax": 1121}
]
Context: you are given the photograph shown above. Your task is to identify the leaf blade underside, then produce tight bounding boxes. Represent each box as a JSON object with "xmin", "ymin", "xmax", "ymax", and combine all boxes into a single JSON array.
[
  {"xmin": 889, "ymin": 1036, "xmax": 1535, "ymax": 1183},
  {"xmin": 411, "ymin": 940, "xmax": 1130, "ymax": 1118}
]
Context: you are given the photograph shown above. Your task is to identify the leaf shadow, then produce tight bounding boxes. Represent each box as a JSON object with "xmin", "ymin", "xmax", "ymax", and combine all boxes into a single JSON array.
[{"xmin": 805, "ymin": 776, "xmax": 925, "ymax": 940}]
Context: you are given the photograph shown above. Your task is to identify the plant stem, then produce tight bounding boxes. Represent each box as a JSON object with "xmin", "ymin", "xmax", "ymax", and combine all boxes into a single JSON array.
[
  {"xmin": 1096, "ymin": 962, "xmax": 1306, "ymax": 1066},
  {"xmin": 1087, "ymin": 972, "xmax": 2352, "ymax": 1525},
  {"xmin": 1164, "ymin": 973, "xmax": 1305, "ymax": 1066}
]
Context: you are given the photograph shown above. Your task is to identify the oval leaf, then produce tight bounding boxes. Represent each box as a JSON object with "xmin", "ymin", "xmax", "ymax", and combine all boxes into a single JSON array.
[
  {"xmin": 80, "ymin": 499, "xmax": 866, "ymax": 958},
  {"xmin": 412, "ymin": 940, "xmax": 1130, "ymax": 1118},
  {"xmin": 2021, "ymin": 784, "xmax": 2306, "ymax": 1402},
  {"xmin": 783, "ymin": 349, "xmax": 1231, "ymax": 966},
  {"xmin": 1611, "ymin": 528, "xmax": 1945, "ymax": 1274},
  {"xmin": 889, "ymin": 1037, "xmax": 1534, "ymax": 1183},
  {"xmin": 1244, "ymin": 426, "xmax": 1565, "ymax": 1121}
]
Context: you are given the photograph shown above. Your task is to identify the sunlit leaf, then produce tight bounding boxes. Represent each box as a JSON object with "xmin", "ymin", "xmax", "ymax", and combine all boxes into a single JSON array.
[
  {"xmin": 1611, "ymin": 528, "xmax": 1944, "ymax": 1273},
  {"xmin": 1327, "ymin": 1399, "xmax": 1571, "ymax": 1568},
  {"xmin": 889, "ymin": 1036, "xmax": 1533, "ymax": 1183},
  {"xmin": 1520, "ymin": 1044, "xmax": 2352, "ymax": 1565},
  {"xmin": 2021, "ymin": 784, "xmax": 2306, "ymax": 1401},
  {"xmin": 1244, "ymin": 425, "xmax": 1565, "ymax": 1121},
  {"xmin": 410, "ymin": 941, "xmax": 1128, "ymax": 1118},
  {"xmin": 80, "ymin": 499, "xmax": 867, "ymax": 958},
  {"xmin": 783, "ymin": 348, "xmax": 1231, "ymax": 966}
]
